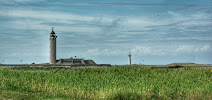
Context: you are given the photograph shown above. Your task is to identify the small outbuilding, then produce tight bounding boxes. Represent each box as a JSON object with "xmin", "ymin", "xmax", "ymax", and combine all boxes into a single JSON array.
[{"xmin": 56, "ymin": 58, "xmax": 96, "ymax": 65}]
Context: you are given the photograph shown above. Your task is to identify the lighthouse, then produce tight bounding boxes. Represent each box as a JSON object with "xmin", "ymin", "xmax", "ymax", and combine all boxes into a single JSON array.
[{"xmin": 49, "ymin": 27, "xmax": 57, "ymax": 64}]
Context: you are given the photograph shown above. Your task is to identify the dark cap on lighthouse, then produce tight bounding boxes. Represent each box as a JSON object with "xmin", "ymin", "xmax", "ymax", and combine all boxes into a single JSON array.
[{"xmin": 51, "ymin": 27, "xmax": 55, "ymax": 34}]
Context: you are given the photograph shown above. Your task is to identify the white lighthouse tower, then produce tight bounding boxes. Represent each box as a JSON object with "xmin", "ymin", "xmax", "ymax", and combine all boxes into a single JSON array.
[
  {"xmin": 128, "ymin": 52, "xmax": 131, "ymax": 65},
  {"xmin": 49, "ymin": 27, "xmax": 57, "ymax": 64}
]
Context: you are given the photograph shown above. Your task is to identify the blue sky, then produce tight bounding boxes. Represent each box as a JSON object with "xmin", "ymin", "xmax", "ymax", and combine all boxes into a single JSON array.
[{"xmin": 0, "ymin": 0, "xmax": 212, "ymax": 65}]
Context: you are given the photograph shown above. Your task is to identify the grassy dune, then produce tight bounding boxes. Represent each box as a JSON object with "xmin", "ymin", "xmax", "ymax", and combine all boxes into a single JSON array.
[{"xmin": 0, "ymin": 66, "xmax": 211, "ymax": 99}]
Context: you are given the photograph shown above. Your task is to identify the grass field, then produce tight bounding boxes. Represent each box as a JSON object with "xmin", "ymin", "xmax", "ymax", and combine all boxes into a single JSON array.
[{"xmin": 0, "ymin": 65, "xmax": 211, "ymax": 100}]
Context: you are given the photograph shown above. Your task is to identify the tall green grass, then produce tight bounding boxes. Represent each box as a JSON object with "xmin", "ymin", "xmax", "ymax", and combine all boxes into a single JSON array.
[{"xmin": 0, "ymin": 66, "xmax": 211, "ymax": 99}]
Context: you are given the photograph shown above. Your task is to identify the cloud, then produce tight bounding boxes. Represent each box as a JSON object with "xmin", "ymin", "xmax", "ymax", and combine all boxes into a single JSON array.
[
  {"xmin": 138, "ymin": 11, "xmax": 212, "ymax": 42},
  {"xmin": 2, "ymin": 6, "xmax": 210, "ymax": 38},
  {"xmin": 0, "ymin": 0, "xmax": 46, "ymax": 4},
  {"xmin": 131, "ymin": 46, "xmax": 169, "ymax": 56},
  {"xmin": 175, "ymin": 45, "xmax": 212, "ymax": 54},
  {"xmin": 49, "ymin": 2, "xmax": 193, "ymax": 7},
  {"xmin": 86, "ymin": 44, "xmax": 212, "ymax": 57},
  {"xmin": 194, "ymin": 45, "xmax": 212, "ymax": 52},
  {"xmin": 87, "ymin": 48, "xmax": 126, "ymax": 56},
  {"xmin": 0, "ymin": 8, "xmax": 130, "ymax": 34},
  {"xmin": 175, "ymin": 45, "xmax": 194, "ymax": 53},
  {"xmin": 174, "ymin": 7, "xmax": 212, "ymax": 11},
  {"xmin": 0, "ymin": 9, "xmax": 93, "ymax": 22},
  {"xmin": 92, "ymin": 16, "xmax": 128, "ymax": 35},
  {"xmin": 201, "ymin": 45, "xmax": 211, "ymax": 51},
  {"xmin": 1, "ymin": 0, "xmax": 195, "ymax": 7},
  {"xmin": 1, "ymin": 6, "xmax": 211, "ymax": 48}
]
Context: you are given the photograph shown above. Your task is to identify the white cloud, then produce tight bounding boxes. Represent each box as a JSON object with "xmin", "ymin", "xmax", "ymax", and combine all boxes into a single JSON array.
[
  {"xmin": 86, "ymin": 46, "xmax": 168, "ymax": 56},
  {"xmin": 86, "ymin": 45, "xmax": 212, "ymax": 56},
  {"xmin": 200, "ymin": 45, "xmax": 211, "ymax": 51},
  {"xmin": 0, "ymin": 0, "xmax": 46, "ymax": 4},
  {"xmin": 175, "ymin": 45, "xmax": 212, "ymax": 53},
  {"xmin": 0, "ymin": 7, "xmax": 171, "ymax": 33},
  {"xmin": 194, "ymin": 45, "xmax": 211, "ymax": 52},
  {"xmin": 0, "ymin": 9, "xmax": 93, "ymax": 22},
  {"xmin": 175, "ymin": 45, "xmax": 194, "ymax": 53},
  {"xmin": 131, "ymin": 46, "xmax": 170, "ymax": 56},
  {"xmin": 131, "ymin": 46, "xmax": 151, "ymax": 54},
  {"xmin": 0, "ymin": 8, "xmax": 129, "ymax": 33},
  {"xmin": 2, "ymin": 7, "xmax": 211, "ymax": 36},
  {"xmin": 87, "ymin": 48, "xmax": 126, "ymax": 56},
  {"xmin": 168, "ymin": 11, "xmax": 212, "ymax": 27}
]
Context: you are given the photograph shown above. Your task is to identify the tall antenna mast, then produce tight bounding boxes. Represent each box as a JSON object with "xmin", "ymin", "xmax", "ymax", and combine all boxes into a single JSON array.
[{"xmin": 128, "ymin": 52, "xmax": 131, "ymax": 65}]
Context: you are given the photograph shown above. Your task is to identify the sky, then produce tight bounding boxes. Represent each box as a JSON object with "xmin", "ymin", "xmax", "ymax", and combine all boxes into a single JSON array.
[{"xmin": 0, "ymin": 0, "xmax": 212, "ymax": 65}]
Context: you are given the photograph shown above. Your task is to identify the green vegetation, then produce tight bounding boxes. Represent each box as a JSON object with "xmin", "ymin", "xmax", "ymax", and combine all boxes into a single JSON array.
[{"xmin": 0, "ymin": 66, "xmax": 211, "ymax": 100}]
